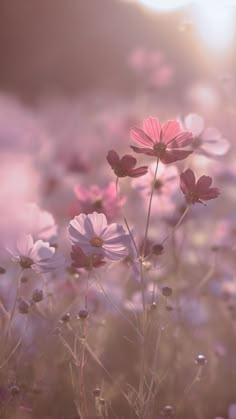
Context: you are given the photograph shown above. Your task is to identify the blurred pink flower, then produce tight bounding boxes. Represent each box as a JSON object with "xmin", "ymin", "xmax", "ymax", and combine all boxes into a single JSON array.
[
  {"xmin": 130, "ymin": 117, "xmax": 193, "ymax": 163},
  {"xmin": 182, "ymin": 113, "xmax": 230, "ymax": 157},
  {"xmin": 107, "ymin": 150, "xmax": 148, "ymax": 178},
  {"xmin": 128, "ymin": 47, "xmax": 174, "ymax": 88},
  {"xmin": 7, "ymin": 234, "xmax": 65, "ymax": 273},
  {"xmin": 71, "ymin": 245, "xmax": 106, "ymax": 270},
  {"xmin": 180, "ymin": 169, "xmax": 220, "ymax": 205},
  {"xmin": 132, "ymin": 162, "xmax": 179, "ymax": 216},
  {"xmin": 72, "ymin": 182, "xmax": 125, "ymax": 221},
  {"xmin": 68, "ymin": 212, "xmax": 131, "ymax": 261},
  {"xmin": 132, "ymin": 161, "xmax": 179, "ymax": 197},
  {"xmin": 21, "ymin": 203, "xmax": 58, "ymax": 244}
]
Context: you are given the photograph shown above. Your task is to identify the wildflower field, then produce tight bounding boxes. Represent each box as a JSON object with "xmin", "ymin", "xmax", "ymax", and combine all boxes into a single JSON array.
[{"xmin": 1, "ymin": 1, "xmax": 236, "ymax": 418}]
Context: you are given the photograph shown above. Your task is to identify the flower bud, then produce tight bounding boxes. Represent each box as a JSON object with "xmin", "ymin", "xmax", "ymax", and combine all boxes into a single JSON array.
[
  {"xmin": 78, "ymin": 309, "xmax": 89, "ymax": 320},
  {"xmin": 32, "ymin": 289, "xmax": 44, "ymax": 303},
  {"xmin": 195, "ymin": 354, "xmax": 207, "ymax": 366},
  {"xmin": 92, "ymin": 387, "xmax": 101, "ymax": 397},
  {"xmin": 61, "ymin": 313, "xmax": 71, "ymax": 323},
  {"xmin": 18, "ymin": 299, "xmax": 30, "ymax": 314},
  {"xmin": 162, "ymin": 286, "xmax": 172, "ymax": 297}
]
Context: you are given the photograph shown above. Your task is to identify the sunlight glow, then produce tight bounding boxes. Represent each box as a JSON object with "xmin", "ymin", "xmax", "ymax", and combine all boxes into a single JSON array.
[{"xmin": 135, "ymin": 0, "xmax": 236, "ymax": 51}]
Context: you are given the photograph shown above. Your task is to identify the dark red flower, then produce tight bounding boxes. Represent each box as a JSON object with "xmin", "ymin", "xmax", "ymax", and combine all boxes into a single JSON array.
[
  {"xmin": 106, "ymin": 150, "xmax": 148, "ymax": 178},
  {"xmin": 180, "ymin": 169, "xmax": 220, "ymax": 205},
  {"xmin": 130, "ymin": 117, "xmax": 193, "ymax": 163}
]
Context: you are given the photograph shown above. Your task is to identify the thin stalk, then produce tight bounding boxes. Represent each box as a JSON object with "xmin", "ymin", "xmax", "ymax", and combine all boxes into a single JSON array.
[
  {"xmin": 161, "ymin": 205, "xmax": 190, "ymax": 246},
  {"xmin": 115, "ymin": 177, "xmax": 139, "ymax": 256},
  {"xmin": 0, "ymin": 269, "xmax": 22, "ymax": 364},
  {"xmin": 142, "ymin": 158, "xmax": 159, "ymax": 257},
  {"xmin": 95, "ymin": 273, "xmax": 143, "ymax": 341}
]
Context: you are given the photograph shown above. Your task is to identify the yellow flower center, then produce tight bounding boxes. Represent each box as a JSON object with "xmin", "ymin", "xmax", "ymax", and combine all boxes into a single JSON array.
[{"xmin": 90, "ymin": 236, "xmax": 104, "ymax": 247}]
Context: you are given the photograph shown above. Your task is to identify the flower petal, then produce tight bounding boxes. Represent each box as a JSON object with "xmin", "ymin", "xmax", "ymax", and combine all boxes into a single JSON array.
[
  {"xmin": 184, "ymin": 113, "xmax": 205, "ymax": 137},
  {"xmin": 129, "ymin": 166, "xmax": 148, "ymax": 177},
  {"xmin": 120, "ymin": 155, "xmax": 137, "ymax": 170},
  {"xmin": 180, "ymin": 169, "xmax": 196, "ymax": 194},
  {"xmin": 106, "ymin": 150, "xmax": 120, "ymax": 169},
  {"xmin": 130, "ymin": 145, "xmax": 156, "ymax": 156},
  {"xmin": 166, "ymin": 132, "xmax": 192, "ymax": 148},
  {"xmin": 130, "ymin": 127, "xmax": 153, "ymax": 146},
  {"xmin": 161, "ymin": 149, "xmax": 193, "ymax": 164},
  {"xmin": 143, "ymin": 117, "xmax": 161, "ymax": 142},
  {"xmin": 196, "ymin": 175, "xmax": 212, "ymax": 192},
  {"xmin": 87, "ymin": 212, "xmax": 108, "ymax": 236},
  {"xmin": 161, "ymin": 120, "xmax": 181, "ymax": 144}
]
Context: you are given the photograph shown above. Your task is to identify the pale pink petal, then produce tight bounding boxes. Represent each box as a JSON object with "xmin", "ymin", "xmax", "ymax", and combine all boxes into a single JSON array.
[
  {"xmin": 29, "ymin": 241, "xmax": 55, "ymax": 262},
  {"xmin": 87, "ymin": 212, "xmax": 107, "ymax": 236},
  {"xmin": 184, "ymin": 113, "xmax": 205, "ymax": 137},
  {"xmin": 201, "ymin": 137, "xmax": 230, "ymax": 156},
  {"xmin": 16, "ymin": 234, "xmax": 34, "ymax": 256},
  {"xmin": 201, "ymin": 127, "xmax": 221, "ymax": 141},
  {"xmin": 143, "ymin": 117, "xmax": 161, "ymax": 142}
]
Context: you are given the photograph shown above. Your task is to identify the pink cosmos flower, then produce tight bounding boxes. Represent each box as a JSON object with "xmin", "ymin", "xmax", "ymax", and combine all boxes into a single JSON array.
[
  {"xmin": 132, "ymin": 162, "xmax": 179, "ymax": 216},
  {"xmin": 68, "ymin": 212, "xmax": 131, "ymax": 261},
  {"xmin": 107, "ymin": 150, "xmax": 148, "ymax": 178},
  {"xmin": 130, "ymin": 117, "xmax": 193, "ymax": 163},
  {"xmin": 182, "ymin": 113, "xmax": 230, "ymax": 157},
  {"xmin": 132, "ymin": 161, "xmax": 179, "ymax": 197},
  {"xmin": 180, "ymin": 169, "xmax": 220, "ymax": 205},
  {"xmin": 7, "ymin": 234, "xmax": 65, "ymax": 273},
  {"xmin": 71, "ymin": 245, "xmax": 106, "ymax": 270},
  {"xmin": 71, "ymin": 182, "xmax": 125, "ymax": 221}
]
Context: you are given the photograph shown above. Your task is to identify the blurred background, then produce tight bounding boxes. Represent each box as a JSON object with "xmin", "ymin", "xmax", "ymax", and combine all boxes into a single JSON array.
[{"xmin": 0, "ymin": 0, "xmax": 235, "ymax": 102}]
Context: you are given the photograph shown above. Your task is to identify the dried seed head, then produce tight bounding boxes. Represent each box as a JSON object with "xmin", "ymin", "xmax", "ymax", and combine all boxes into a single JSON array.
[
  {"xmin": 152, "ymin": 244, "xmax": 164, "ymax": 255},
  {"xmin": 10, "ymin": 385, "xmax": 20, "ymax": 396},
  {"xmin": 162, "ymin": 286, "xmax": 173, "ymax": 297},
  {"xmin": 78, "ymin": 309, "xmax": 89, "ymax": 320},
  {"xmin": 195, "ymin": 354, "xmax": 207, "ymax": 366},
  {"xmin": 150, "ymin": 302, "xmax": 158, "ymax": 311},
  {"xmin": 32, "ymin": 289, "xmax": 44, "ymax": 303},
  {"xmin": 92, "ymin": 387, "xmax": 101, "ymax": 397},
  {"xmin": 18, "ymin": 299, "xmax": 30, "ymax": 314},
  {"xmin": 99, "ymin": 398, "xmax": 105, "ymax": 405},
  {"xmin": 61, "ymin": 313, "xmax": 71, "ymax": 323},
  {"xmin": 163, "ymin": 405, "xmax": 174, "ymax": 416},
  {"xmin": 21, "ymin": 275, "xmax": 29, "ymax": 283}
]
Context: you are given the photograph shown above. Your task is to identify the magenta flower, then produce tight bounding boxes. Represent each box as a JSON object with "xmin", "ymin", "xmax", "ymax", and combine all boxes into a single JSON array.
[
  {"xmin": 107, "ymin": 150, "xmax": 148, "ymax": 178},
  {"xmin": 130, "ymin": 117, "xmax": 193, "ymax": 163},
  {"xmin": 180, "ymin": 169, "xmax": 220, "ymax": 205},
  {"xmin": 71, "ymin": 182, "xmax": 125, "ymax": 221},
  {"xmin": 71, "ymin": 245, "xmax": 106, "ymax": 270},
  {"xmin": 68, "ymin": 212, "xmax": 131, "ymax": 261},
  {"xmin": 7, "ymin": 234, "xmax": 65, "ymax": 273}
]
